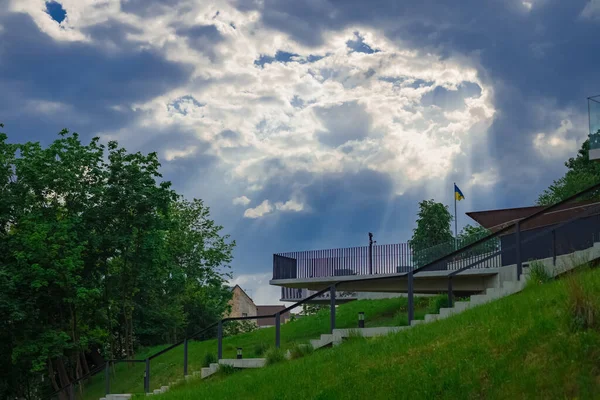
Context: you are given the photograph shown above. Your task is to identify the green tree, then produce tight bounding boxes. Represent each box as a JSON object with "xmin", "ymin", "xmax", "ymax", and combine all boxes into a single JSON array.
[
  {"xmin": 0, "ymin": 127, "xmax": 235, "ymax": 398},
  {"xmin": 457, "ymin": 224, "xmax": 499, "ymax": 258},
  {"xmin": 537, "ymin": 139, "xmax": 600, "ymax": 205},
  {"xmin": 410, "ymin": 200, "xmax": 454, "ymax": 267}
]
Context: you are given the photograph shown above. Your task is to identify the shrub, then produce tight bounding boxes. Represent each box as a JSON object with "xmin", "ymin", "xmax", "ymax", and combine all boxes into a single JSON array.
[
  {"xmin": 427, "ymin": 294, "xmax": 449, "ymax": 315},
  {"xmin": 565, "ymin": 272, "xmax": 599, "ymax": 331},
  {"xmin": 265, "ymin": 347, "xmax": 286, "ymax": 366},
  {"xmin": 288, "ymin": 343, "xmax": 314, "ymax": 360},
  {"xmin": 202, "ymin": 352, "xmax": 217, "ymax": 367},
  {"xmin": 224, "ymin": 320, "xmax": 258, "ymax": 337},
  {"xmin": 219, "ymin": 364, "xmax": 236, "ymax": 375},
  {"xmin": 528, "ymin": 261, "xmax": 552, "ymax": 286},
  {"xmin": 254, "ymin": 342, "xmax": 269, "ymax": 357}
]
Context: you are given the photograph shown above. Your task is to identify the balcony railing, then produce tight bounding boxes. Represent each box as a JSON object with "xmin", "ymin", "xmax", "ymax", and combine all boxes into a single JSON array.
[{"xmin": 273, "ymin": 243, "xmax": 413, "ymax": 280}]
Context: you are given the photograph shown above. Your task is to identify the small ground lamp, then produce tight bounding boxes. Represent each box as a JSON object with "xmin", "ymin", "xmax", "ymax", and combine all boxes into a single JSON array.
[
  {"xmin": 237, "ymin": 347, "xmax": 243, "ymax": 359},
  {"xmin": 358, "ymin": 312, "xmax": 365, "ymax": 328}
]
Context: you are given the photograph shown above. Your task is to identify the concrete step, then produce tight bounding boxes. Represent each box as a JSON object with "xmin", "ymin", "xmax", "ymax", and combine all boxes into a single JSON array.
[
  {"xmin": 219, "ymin": 358, "xmax": 266, "ymax": 368},
  {"xmin": 453, "ymin": 301, "xmax": 470, "ymax": 311},
  {"xmin": 424, "ymin": 314, "xmax": 438, "ymax": 323},
  {"xmin": 469, "ymin": 294, "xmax": 489, "ymax": 305},
  {"xmin": 310, "ymin": 339, "xmax": 322, "ymax": 348},
  {"xmin": 160, "ymin": 386, "xmax": 169, "ymax": 393},
  {"xmin": 107, "ymin": 395, "xmax": 132, "ymax": 400},
  {"xmin": 410, "ymin": 319, "xmax": 424, "ymax": 326}
]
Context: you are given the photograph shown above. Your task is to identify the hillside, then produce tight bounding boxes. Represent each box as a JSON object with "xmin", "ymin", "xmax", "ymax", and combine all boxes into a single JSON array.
[
  {"xmin": 80, "ymin": 295, "xmax": 437, "ymax": 399},
  {"xmin": 150, "ymin": 267, "xmax": 600, "ymax": 400}
]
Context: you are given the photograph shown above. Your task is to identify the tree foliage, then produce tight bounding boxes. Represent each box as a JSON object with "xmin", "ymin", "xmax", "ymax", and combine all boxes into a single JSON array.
[
  {"xmin": 410, "ymin": 200, "xmax": 454, "ymax": 267},
  {"xmin": 0, "ymin": 127, "xmax": 235, "ymax": 399},
  {"xmin": 537, "ymin": 139, "xmax": 600, "ymax": 205}
]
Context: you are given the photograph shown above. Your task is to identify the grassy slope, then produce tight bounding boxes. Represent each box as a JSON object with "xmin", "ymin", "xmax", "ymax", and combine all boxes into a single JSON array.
[
  {"xmin": 152, "ymin": 268, "xmax": 600, "ymax": 400},
  {"xmin": 82, "ymin": 296, "xmax": 434, "ymax": 399}
]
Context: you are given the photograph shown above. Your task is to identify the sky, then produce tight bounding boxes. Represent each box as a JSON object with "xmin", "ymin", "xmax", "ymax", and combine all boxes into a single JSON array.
[{"xmin": 1, "ymin": 0, "xmax": 599, "ymax": 304}]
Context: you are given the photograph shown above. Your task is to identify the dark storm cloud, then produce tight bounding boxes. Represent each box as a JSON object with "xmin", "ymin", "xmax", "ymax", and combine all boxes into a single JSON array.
[
  {"xmin": 0, "ymin": 12, "xmax": 192, "ymax": 143},
  {"xmin": 235, "ymin": 0, "xmax": 599, "ymax": 204}
]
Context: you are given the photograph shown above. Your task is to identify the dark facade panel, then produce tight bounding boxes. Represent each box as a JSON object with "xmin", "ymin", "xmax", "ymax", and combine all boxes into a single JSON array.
[{"xmin": 500, "ymin": 214, "xmax": 600, "ymax": 266}]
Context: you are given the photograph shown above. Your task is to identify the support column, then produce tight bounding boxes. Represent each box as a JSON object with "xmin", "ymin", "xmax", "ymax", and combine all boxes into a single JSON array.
[
  {"xmin": 516, "ymin": 221, "xmax": 522, "ymax": 280},
  {"xmin": 144, "ymin": 359, "xmax": 150, "ymax": 393},
  {"xmin": 448, "ymin": 277, "xmax": 454, "ymax": 308},
  {"xmin": 183, "ymin": 338, "xmax": 188, "ymax": 376},
  {"xmin": 275, "ymin": 312, "xmax": 281, "ymax": 348},
  {"xmin": 407, "ymin": 270, "xmax": 414, "ymax": 323},
  {"xmin": 217, "ymin": 321, "xmax": 223, "ymax": 360},
  {"xmin": 105, "ymin": 362, "xmax": 110, "ymax": 395},
  {"xmin": 330, "ymin": 285, "xmax": 336, "ymax": 333}
]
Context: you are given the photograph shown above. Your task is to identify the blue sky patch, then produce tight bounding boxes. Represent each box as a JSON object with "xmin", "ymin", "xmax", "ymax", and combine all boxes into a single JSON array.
[{"xmin": 46, "ymin": 1, "xmax": 66, "ymax": 24}]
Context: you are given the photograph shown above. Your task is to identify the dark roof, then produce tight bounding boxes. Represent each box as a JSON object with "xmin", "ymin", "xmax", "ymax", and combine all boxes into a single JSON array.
[
  {"xmin": 467, "ymin": 200, "xmax": 600, "ymax": 234},
  {"xmin": 255, "ymin": 305, "xmax": 291, "ymax": 327}
]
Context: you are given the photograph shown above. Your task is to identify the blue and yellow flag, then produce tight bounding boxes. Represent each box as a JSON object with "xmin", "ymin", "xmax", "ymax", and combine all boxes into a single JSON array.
[{"xmin": 454, "ymin": 184, "xmax": 465, "ymax": 201}]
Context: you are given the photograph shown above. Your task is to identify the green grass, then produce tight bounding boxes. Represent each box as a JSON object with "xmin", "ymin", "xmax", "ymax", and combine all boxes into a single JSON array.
[
  {"xmin": 81, "ymin": 295, "xmax": 433, "ymax": 399},
  {"xmin": 144, "ymin": 268, "xmax": 600, "ymax": 400}
]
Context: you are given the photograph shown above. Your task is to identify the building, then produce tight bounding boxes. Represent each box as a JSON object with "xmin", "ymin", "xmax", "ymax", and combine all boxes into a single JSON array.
[
  {"xmin": 255, "ymin": 305, "xmax": 292, "ymax": 328},
  {"xmin": 467, "ymin": 201, "xmax": 600, "ymax": 266},
  {"xmin": 225, "ymin": 285, "xmax": 257, "ymax": 319},
  {"xmin": 270, "ymin": 200, "xmax": 600, "ymax": 300}
]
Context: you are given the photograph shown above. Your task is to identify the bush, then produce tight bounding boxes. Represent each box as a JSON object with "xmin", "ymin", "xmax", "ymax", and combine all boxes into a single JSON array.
[
  {"xmin": 528, "ymin": 261, "xmax": 552, "ymax": 286},
  {"xmin": 427, "ymin": 295, "xmax": 449, "ymax": 315},
  {"xmin": 254, "ymin": 342, "xmax": 269, "ymax": 357},
  {"xmin": 265, "ymin": 347, "xmax": 286, "ymax": 366},
  {"xmin": 224, "ymin": 320, "xmax": 258, "ymax": 337},
  {"xmin": 202, "ymin": 352, "xmax": 217, "ymax": 367},
  {"xmin": 219, "ymin": 364, "xmax": 236, "ymax": 375},
  {"xmin": 565, "ymin": 271, "xmax": 599, "ymax": 331},
  {"xmin": 288, "ymin": 343, "xmax": 314, "ymax": 360}
]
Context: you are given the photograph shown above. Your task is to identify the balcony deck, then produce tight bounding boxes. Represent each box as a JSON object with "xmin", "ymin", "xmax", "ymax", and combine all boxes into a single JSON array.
[{"xmin": 272, "ymin": 242, "xmax": 505, "ymax": 297}]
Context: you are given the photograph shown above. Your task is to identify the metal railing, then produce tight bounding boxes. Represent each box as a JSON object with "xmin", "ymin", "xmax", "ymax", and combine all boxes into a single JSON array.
[
  {"xmin": 47, "ymin": 283, "xmax": 340, "ymax": 399},
  {"xmin": 48, "ymin": 181, "xmax": 600, "ymax": 399},
  {"xmin": 409, "ymin": 181, "xmax": 600, "ymax": 308},
  {"xmin": 273, "ymin": 243, "xmax": 413, "ymax": 279}
]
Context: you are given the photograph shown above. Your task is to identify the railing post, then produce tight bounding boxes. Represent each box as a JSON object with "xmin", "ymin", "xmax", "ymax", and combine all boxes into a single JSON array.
[
  {"xmin": 448, "ymin": 277, "xmax": 454, "ymax": 308},
  {"xmin": 275, "ymin": 312, "xmax": 281, "ymax": 348},
  {"xmin": 68, "ymin": 383, "xmax": 75, "ymax": 400},
  {"xmin": 183, "ymin": 338, "xmax": 189, "ymax": 376},
  {"xmin": 407, "ymin": 270, "xmax": 414, "ymax": 324},
  {"xmin": 144, "ymin": 358, "xmax": 150, "ymax": 393},
  {"xmin": 330, "ymin": 285, "xmax": 336, "ymax": 333},
  {"xmin": 217, "ymin": 320, "xmax": 223, "ymax": 360},
  {"xmin": 516, "ymin": 221, "xmax": 522, "ymax": 280},
  {"xmin": 552, "ymin": 229, "xmax": 557, "ymax": 266},
  {"xmin": 105, "ymin": 361, "xmax": 110, "ymax": 395}
]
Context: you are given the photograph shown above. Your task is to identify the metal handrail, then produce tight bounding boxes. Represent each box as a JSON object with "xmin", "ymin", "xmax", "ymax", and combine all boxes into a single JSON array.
[{"xmin": 411, "ymin": 180, "xmax": 600, "ymax": 277}]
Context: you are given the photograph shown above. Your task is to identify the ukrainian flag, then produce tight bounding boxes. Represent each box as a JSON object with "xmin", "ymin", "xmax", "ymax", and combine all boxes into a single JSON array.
[{"xmin": 454, "ymin": 184, "xmax": 465, "ymax": 201}]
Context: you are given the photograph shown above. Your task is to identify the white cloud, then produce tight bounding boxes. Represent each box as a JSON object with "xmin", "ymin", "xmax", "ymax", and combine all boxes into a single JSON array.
[
  {"xmin": 533, "ymin": 118, "xmax": 580, "ymax": 159},
  {"xmin": 229, "ymin": 272, "xmax": 283, "ymax": 305},
  {"xmin": 17, "ymin": 0, "xmax": 497, "ymax": 214},
  {"xmin": 232, "ymin": 195, "xmax": 251, "ymax": 206},
  {"xmin": 243, "ymin": 200, "xmax": 273, "ymax": 219},
  {"xmin": 468, "ymin": 167, "xmax": 500, "ymax": 188},
  {"xmin": 28, "ymin": 100, "xmax": 70, "ymax": 114},
  {"xmin": 164, "ymin": 146, "xmax": 197, "ymax": 161},
  {"xmin": 581, "ymin": 0, "xmax": 600, "ymax": 19},
  {"xmin": 522, "ymin": 1, "xmax": 533, "ymax": 11},
  {"xmin": 275, "ymin": 199, "xmax": 304, "ymax": 212}
]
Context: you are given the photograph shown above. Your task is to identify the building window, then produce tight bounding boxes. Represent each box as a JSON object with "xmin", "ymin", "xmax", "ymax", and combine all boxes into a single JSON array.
[{"xmin": 242, "ymin": 313, "xmax": 247, "ymax": 317}]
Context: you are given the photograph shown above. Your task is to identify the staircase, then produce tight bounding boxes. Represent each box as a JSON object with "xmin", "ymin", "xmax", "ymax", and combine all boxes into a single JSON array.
[{"xmin": 113, "ymin": 240, "xmax": 600, "ymax": 397}]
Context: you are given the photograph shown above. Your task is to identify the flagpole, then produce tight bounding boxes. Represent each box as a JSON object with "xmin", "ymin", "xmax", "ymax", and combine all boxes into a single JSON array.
[{"xmin": 454, "ymin": 182, "xmax": 458, "ymax": 239}]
